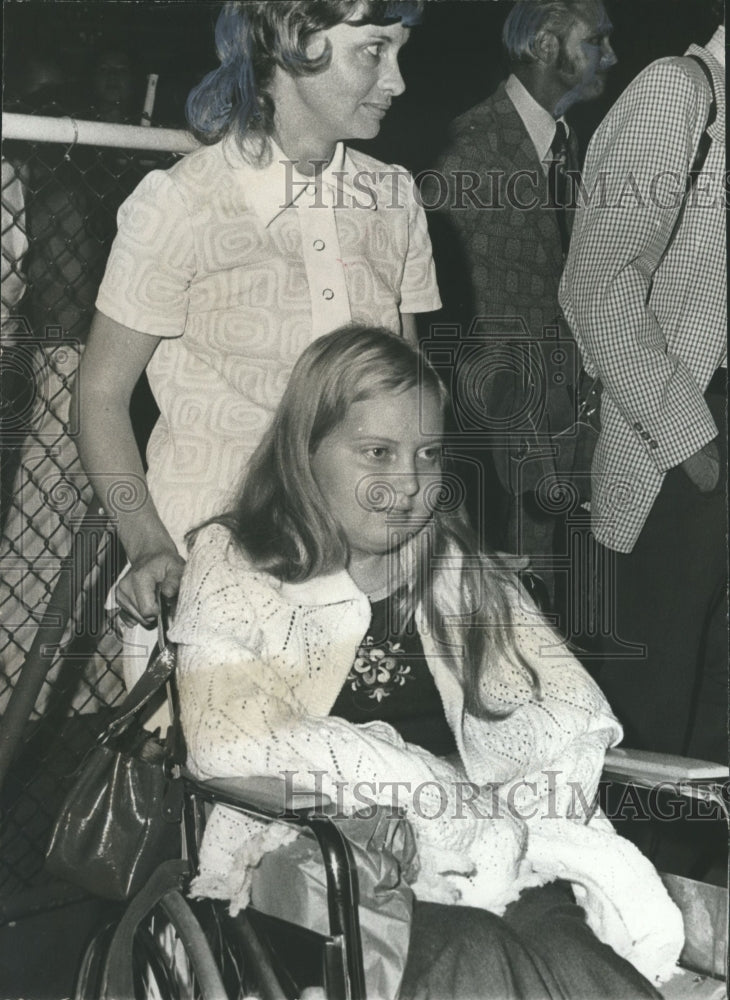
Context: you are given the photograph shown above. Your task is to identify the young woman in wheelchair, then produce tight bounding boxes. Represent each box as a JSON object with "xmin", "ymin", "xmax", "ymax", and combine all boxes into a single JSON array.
[{"xmin": 170, "ymin": 326, "xmax": 684, "ymax": 999}]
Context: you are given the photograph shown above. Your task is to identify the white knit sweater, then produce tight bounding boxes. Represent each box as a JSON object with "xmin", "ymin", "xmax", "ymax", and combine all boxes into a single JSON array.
[{"xmin": 170, "ymin": 524, "xmax": 683, "ymax": 985}]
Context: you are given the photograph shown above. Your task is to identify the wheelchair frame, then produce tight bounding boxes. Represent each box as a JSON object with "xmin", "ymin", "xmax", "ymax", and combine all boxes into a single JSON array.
[
  {"xmin": 75, "ymin": 658, "xmax": 368, "ymax": 1000},
  {"xmin": 70, "ymin": 598, "xmax": 729, "ymax": 1000}
]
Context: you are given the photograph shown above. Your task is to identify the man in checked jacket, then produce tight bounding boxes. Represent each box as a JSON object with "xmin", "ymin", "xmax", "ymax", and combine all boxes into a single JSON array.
[{"xmin": 560, "ymin": 19, "xmax": 726, "ymax": 762}]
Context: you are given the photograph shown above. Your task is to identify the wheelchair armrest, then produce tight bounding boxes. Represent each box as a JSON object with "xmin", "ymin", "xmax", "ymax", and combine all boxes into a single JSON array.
[
  {"xmin": 603, "ymin": 748, "xmax": 729, "ymax": 819},
  {"xmin": 603, "ymin": 748, "xmax": 729, "ymax": 786},
  {"xmin": 602, "ymin": 750, "xmax": 729, "ymax": 981},
  {"xmin": 182, "ymin": 770, "xmax": 333, "ymax": 820}
]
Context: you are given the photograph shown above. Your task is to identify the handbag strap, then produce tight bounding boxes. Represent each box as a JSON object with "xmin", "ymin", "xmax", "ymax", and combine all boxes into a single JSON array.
[
  {"xmin": 685, "ymin": 54, "xmax": 716, "ymax": 181},
  {"xmin": 663, "ymin": 54, "xmax": 717, "ymax": 255},
  {"xmin": 101, "ymin": 604, "xmax": 176, "ymax": 743}
]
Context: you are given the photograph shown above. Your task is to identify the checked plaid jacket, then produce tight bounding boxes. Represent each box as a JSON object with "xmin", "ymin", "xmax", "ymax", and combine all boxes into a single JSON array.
[{"xmin": 560, "ymin": 39, "xmax": 726, "ymax": 553}]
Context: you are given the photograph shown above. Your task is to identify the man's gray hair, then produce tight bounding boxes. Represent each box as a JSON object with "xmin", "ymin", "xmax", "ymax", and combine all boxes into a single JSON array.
[{"xmin": 502, "ymin": 0, "xmax": 593, "ymax": 64}]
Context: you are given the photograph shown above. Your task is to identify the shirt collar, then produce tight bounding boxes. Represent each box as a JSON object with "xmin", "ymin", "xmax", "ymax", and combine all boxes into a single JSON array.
[
  {"xmin": 224, "ymin": 137, "xmax": 369, "ymax": 228},
  {"xmin": 279, "ymin": 568, "xmax": 366, "ymax": 607},
  {"xmin": 277, "ymin": 536, "xmax": 419, "ymax": 607},
  {"xmin": 704, "ymin": 25, "xmax": 725, "ymax": 69},
  {"xmin": 505, "ymin": 73, "xmax": 570, "ymax": 167}
]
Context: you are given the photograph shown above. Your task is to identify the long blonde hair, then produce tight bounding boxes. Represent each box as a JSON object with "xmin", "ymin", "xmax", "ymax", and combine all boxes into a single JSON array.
[{"xmin": 201, "ymin": 326, "xmax": 539, "ymax": 716}]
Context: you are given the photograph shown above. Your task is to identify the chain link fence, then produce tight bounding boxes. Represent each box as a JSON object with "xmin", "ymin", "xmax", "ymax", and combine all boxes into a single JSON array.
[{"xmin": 0, "ymin": 116, "xmax": 191, "ymax": 901}]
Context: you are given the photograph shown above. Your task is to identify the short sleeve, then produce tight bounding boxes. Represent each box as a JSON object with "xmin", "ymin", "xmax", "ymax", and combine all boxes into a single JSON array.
[
  {"xmin": 95, "ymin": 169, "xmax": 195, "ymax": 338},
  {"xmin": 398, "ymin": 171, "xmax": 441, "ymax": 314}
]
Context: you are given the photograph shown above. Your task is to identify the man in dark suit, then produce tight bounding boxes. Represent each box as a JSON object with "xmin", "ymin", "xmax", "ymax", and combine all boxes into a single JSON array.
[{"xmin": 425, "ymin": 0, "xmax": 616, "ymax": 608}]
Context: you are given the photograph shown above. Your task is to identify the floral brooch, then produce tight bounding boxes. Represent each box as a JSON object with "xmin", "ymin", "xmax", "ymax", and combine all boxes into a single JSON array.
[{"xmin": 348, "ymin": 636, "xmax": 413, "ymax": 703}]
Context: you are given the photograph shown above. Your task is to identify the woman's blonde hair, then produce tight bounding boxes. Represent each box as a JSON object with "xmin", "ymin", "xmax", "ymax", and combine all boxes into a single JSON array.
[{"xmin": 198, "ymin": 325, "xmax": 539, "ymax": 716}]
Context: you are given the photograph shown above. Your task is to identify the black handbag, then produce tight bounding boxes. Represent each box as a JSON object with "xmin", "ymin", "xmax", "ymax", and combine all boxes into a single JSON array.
[{"xmin": 45, "ymin": 614, "xmax": 184, "ymax": 900}]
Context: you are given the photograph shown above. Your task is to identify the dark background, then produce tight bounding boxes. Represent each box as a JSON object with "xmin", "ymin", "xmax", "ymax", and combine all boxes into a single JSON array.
[
  {"xmin": 2, "ymin": 0, "xmax": 721, "ymax": 538},
  {"xmin": 3, "ymin": 0, "xmax": 722, "ymax": 168},
  {"xmin": 0, "ymin": 5, "xmax": 723, "ymax": 995}
]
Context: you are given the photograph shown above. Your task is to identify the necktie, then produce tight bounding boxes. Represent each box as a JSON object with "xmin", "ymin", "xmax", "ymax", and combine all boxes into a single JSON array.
[{"xmin": 548, "ymin": 120, "xmax": 571, "ymax": 255}]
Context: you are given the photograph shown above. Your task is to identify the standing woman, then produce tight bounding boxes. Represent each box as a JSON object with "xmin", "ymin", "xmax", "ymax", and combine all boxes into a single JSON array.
[{"xmin": 74, "ymin": 1, "xmax": 439, "ymax": 651}]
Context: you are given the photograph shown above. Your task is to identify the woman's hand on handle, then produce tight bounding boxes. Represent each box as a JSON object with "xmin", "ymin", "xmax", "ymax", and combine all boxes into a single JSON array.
[{"xmin": 117, "ymin": 546, "xmax": 186, "ymax": 626}]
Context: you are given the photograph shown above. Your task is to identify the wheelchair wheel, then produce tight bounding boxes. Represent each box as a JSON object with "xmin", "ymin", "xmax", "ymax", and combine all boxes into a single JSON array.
[
  {"xmin": 75, "ymin": 921, "xmax": 119, "ymax": 1000},
  {"xmin": 75, "ymin": 891, "xmax": 236, "ymax": 1000},
  {"xmin": 74, "ymin": 892, "xmax": 295, "ymax": 1000}
]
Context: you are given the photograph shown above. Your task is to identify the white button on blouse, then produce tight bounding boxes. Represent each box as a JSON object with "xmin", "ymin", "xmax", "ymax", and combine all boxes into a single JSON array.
[{"xmin": 297, "ymin": 182, "xmax": 352, "ymax": 331}]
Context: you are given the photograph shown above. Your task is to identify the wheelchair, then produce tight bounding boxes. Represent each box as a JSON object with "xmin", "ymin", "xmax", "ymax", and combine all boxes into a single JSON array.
[
  {"xmin": 70, "ymin": 607, "xmax": 729, "ymax": 1000},
  {"xmin": 73, "ymin": 627, "xmax": 368, "ymax": 1000},
  {"xmin": 75, "ymin": 776, "xmax": 366, "ymax": 999}
]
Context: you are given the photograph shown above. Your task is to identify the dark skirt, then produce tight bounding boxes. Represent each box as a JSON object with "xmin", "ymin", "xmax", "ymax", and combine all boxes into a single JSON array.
[{"xmin": 399, "ymin": 880, "xmax": 663, "ymax": 1000}]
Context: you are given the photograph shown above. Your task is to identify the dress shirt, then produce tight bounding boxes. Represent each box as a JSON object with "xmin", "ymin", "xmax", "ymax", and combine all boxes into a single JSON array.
[
  {"xmin": 504, "ymin": 74, "xmax": 570, "ymax": 175},
  {"xmin": 705, "ymin": 24, "xmax": 725, "ymax": 69}
]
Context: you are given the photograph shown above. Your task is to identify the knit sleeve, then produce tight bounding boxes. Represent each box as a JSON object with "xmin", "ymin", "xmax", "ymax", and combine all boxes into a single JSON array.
[
  {"xmin": 172, "ymin": 525, "xmax": 532, "ymax": 912},
  {"xmin": 169, "ymin": 523, "xmax": 266, "ymax": 652},
  {"xmin": 173, "ymin": 529, "xmax": 441, "ymax": 800},
  {"xmin": 468, "ymin": 584, "xmax": 683, "ymax": 985},
  {"xmin": 463, "ymin": 581, "xmax": 621, "ymax": 818}
]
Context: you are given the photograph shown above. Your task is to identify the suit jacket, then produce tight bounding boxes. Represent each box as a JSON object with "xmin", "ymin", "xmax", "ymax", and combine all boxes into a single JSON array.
[
  {"xmin": 429, "ymin": 82, "xmax": 581, "ymax": 495},
  {"xmin": 560, "ymin": 47, "xmax": 726, "ymax": 552}
]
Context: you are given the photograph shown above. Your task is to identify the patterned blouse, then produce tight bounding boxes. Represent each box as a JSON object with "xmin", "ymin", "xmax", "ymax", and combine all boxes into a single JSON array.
[{"xmin": 96, "ymin": 139, "xmax": 441, "ymax": 550}]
